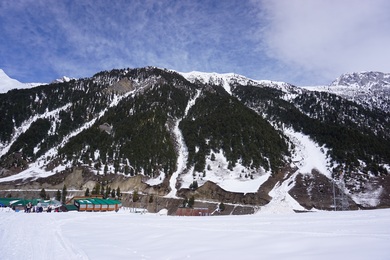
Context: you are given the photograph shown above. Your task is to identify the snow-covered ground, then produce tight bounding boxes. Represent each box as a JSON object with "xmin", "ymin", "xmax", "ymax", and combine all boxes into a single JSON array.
[{"xmin": 0, "ymin": 207, "xmax": 389, "ymax": 260}]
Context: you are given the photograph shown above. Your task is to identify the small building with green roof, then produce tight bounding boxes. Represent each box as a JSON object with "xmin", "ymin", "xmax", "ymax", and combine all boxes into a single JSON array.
[{"xmin": 74, "ymin": 197, "xmax": 122, "ymax": 212}]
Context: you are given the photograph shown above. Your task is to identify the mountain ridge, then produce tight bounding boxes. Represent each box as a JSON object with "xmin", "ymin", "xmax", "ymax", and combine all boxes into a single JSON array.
[
  {"xmin": 0, "ymin": 67, "xmax": 389, "ymax": 212},
  {"xmin": 303, "ymin": 71, "xmax": 390, "ymax": 113}
]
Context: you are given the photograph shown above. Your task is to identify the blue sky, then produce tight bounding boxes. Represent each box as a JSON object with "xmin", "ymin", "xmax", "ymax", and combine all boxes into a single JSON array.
[{"xmin": 1, "ymin": 0, "xmax": 390, "ymax": 85}]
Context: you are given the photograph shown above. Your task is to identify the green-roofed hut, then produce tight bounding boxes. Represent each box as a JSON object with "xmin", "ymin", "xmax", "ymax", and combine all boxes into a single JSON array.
[
  {"xmin": 0, "ymin": 198, "xmax": 20, "ymax": 207},
  {"xmin": 74, "ymin": 198, "xmax": 122, "ymax": 212},
  {"xmin": 9, "ymin": 199, "xmax": 31, "ymax": 211}
]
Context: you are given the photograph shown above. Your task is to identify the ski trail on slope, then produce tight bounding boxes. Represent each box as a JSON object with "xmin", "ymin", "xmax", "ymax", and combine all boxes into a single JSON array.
[{"xmin": 165, "ymin": 90, "xmax": 201, "ymax": 198}]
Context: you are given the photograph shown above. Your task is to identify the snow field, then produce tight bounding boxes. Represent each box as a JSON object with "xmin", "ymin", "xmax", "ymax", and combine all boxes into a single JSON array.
[{"xmin": 0, "ymin": 208, "xmax": 389, "ymax": 260}]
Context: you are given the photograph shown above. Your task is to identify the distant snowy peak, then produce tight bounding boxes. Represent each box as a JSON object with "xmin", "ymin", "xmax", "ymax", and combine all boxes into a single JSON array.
[
  {"xmin": 303, "ymin": 71, "xmax": 390, "ymax": 113},
  {"xmin": 52, "ymin": 76, "xmax": 75, "ymax": 84},
  {"xmin": 0, "ymin": 69, "xmax": 25, "ymax": 93},
  {"xmin": 331, "ymin": 71, "xmax": 390, "ymax": 89},
  {"xmin": 179, "ymin": 71, "xmax": 294, "ymax": 95},
  {"xmin": 0, "ymin": 69, "xmax": 45, "ymax": 93}
]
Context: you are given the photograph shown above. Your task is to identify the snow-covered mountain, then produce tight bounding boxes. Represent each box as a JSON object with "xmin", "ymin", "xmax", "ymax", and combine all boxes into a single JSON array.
[
  {"xmin": 303, "ymin": 71, "xmax": 390, "ymax": 113},
  {"xmin": 51, "ymin": 76, "xmax": 75, "ymax": 84},
  {"xmin": 179, "ymin": 70, "xmax": 298, "ymax": 95},
  {"xmin": 331, "ymin": 71, "xmax": 390, "ymax": 87},
  {"xmin": 0, "ymin": 67, "xmax": 389, "ymax": 213},
  {"xmin": 0, "ymin": 69, "xmax": 45, "ymax": 93}
]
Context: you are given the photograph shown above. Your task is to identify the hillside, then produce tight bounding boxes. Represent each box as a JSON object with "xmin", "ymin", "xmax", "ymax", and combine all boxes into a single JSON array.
[{"xmin": 0, "ymin": 67, "xmax": 389, "ymax": 212}]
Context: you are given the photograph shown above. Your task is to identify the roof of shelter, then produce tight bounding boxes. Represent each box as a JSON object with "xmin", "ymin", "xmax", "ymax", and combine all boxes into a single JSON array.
[{"xmin": 74, "ymin": 198, "xmax": 121, "ymax": 205}]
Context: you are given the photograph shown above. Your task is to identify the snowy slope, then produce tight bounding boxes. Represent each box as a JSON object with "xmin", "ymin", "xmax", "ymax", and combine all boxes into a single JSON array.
[
  {"xmin": 1, "ymin": 208, "xmax": 389, "ymax": 260},
  {"xmin": 259, "ymin": 128, "xmax": 334, "ymax": 213},
  {"xmin": 0, "ymin": 69, "xmax": 45, "ymax": 93}
]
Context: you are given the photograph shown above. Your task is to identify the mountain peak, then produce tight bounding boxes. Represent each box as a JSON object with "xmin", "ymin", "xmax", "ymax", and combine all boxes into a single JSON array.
[
  {"xmin": 0, "ymin": 69, "xmax": 26, "ymax": 93},
  {"xmin": 330, "ymin": 71, "xmax": 390, "ymax": 88},
  {"xmin": 0, "ymin": 69, "xmax": 47, "ymax": 93},
  {"xmin": 51, "ymin": 76, "xmax": 75, "ymax": 84},
  {"xmin": 303, "ymin": 71, "xmax": 390, "ymax": 113}
]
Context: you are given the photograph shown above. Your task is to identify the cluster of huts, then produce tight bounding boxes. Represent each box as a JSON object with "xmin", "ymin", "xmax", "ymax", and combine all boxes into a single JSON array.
[
  {"xmin": 1, "ymin": 196, "xmax": 214, "ymax": 216},
  {"xmin": 0, "ymin": 196, "xmax": 122, "ymax": 212}
]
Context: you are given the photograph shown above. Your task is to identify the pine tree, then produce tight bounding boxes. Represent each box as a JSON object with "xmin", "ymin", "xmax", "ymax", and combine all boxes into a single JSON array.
[
  {"xmin": 124, "ymin": 165, "xmax": 130, "ymax": 175},
  {"xmin": 85, "ymin": 187, "xmax": 90, "ymax": 197},
  {"xmin": 132, "ymin": 190, "xmax": 139, "ymax": 202},
  {"xmin": 61, "ymin": 185, "xmax": 67, "ymax": 204},
  {"xmin": 105, "ymin": 186, "xmax": 111, "ymax": 198},
  {"xmin": 116, "ymin": 187, "xmax": 121, "ymax": 198},
  {"xmin": 219, "ymin": 202, "xmax": 225, "ymax": 212},
  {"xmin": 39, "ymin": 188, "xmax": 46, "ymax": 199},
  {"xmin": 189, "ymin": 181, "xmax": 198, "ymax": 190},
  {"xmin": 56, "ymin": 190, "xmax": 61, "ymax": 201},
  {"xmin": 93, "ymin": 183, "xmax": 100, "ymax": 195},
  {"xmin": 188, "ymin": 196, "xmax": 195, "ymax": 208}
]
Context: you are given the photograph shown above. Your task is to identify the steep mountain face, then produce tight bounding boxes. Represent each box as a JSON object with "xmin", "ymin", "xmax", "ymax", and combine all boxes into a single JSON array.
[
  {"xmin": 0, "ymin": 67, "xmax": 389, "ymax": 212},
  {"xmin": 303, "ymin": 71, "xmax": 390, "ymax": 113}
]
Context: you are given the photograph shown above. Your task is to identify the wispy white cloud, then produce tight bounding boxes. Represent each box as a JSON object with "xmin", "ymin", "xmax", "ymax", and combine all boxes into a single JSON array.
[
  {"xmin": 0, "ymin": 0, "xmax": 265, "ymax": 82},
  {"xmin": 256, "ymin": 0, "xmax": 390, "ymax": 85},
  {"xmin": 4, "ymin": 0, "xmax": 387, "ymax": 85}
]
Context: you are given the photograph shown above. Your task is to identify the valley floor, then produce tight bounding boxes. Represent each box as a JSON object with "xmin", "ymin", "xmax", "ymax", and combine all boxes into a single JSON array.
[{"xmin": 0, "ymin": 207, "xmax": 389, "ymax": 260}]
